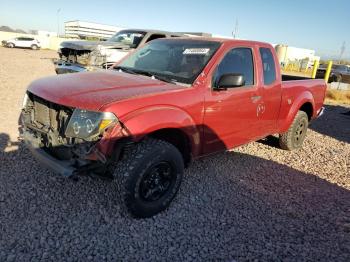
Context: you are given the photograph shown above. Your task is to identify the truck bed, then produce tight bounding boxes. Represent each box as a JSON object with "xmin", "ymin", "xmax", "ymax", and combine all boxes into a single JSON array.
[
  {"xmin": 282, "ymin": 74, "xmax": 312, "ymax": 81},
  {"xmin": 280, "ymin": 77, "xmax": 327, "ymax": 121}
]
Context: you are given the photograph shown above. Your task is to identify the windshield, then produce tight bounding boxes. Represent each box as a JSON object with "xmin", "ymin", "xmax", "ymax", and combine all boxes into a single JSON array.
[
  {"xmin": 108, "ymin": 30, "xmax": 146, "ymax": 48},
  {"xmin": 117, "ymin": 39, "xmax": 221, "ymax": 84}
]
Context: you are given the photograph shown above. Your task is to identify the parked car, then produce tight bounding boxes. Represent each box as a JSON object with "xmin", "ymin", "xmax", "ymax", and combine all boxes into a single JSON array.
[
  {"xmin": 1, "ymin": 37, "xmax": 41, "ymax": 50},
  {"xmin": 20, "ymin": 38, "xmax": 326, "ymax": 218},
  {"xmin": 54, "ymin": 29, "xmax": 184, "ymax": 74},
  {"xmin": 316, "ymin": 63, "xmax": 350, "ymax": 83}
]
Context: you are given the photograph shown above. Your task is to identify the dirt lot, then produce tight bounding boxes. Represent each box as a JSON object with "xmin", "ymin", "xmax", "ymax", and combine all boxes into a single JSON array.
[{"xmin": 0, "ymin": 47, "xmax": 349, "ymax": 261}]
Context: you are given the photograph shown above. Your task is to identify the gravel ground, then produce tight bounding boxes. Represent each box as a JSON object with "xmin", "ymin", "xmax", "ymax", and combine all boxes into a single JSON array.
[{"xmin": 0, "ymin": 47, "xmax": 349, "ymax": 261}]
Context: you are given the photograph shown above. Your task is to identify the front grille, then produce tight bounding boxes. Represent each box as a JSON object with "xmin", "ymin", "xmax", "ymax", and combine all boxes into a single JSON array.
[
  {"xmin": 25, "ymin": 93, "xmax": 72, "ymax": 135},
  {"xmin": 34, "ymin": 97, "xmax": 50, "ymax": 126}
]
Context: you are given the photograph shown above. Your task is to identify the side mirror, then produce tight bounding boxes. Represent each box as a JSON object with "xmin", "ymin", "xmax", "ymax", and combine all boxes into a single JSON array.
[{"xmin": 216, "ymin": 74, "xmax": 245, "ymax": 89}]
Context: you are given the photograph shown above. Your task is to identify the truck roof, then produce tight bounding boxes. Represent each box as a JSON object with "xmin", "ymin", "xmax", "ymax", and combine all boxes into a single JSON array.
[
  {"xmin": 121, "ymin": 29, "xmax": 185, "ymax": 36},
  {"xmin": 157, "ymin": 36, "xmax": 273, "ymax": 47}
]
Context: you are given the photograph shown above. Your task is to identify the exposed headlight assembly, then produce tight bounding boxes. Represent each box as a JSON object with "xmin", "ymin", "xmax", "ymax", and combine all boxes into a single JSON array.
[
  {"xmin": 65, "ymin": 109, "xmax": 118, "ymax": 140},
  {"xmin": 22, "ymin": 93, "xmax": 29, "ymax": 109}
]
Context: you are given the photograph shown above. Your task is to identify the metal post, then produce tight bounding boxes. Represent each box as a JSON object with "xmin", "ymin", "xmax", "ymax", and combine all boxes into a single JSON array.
[
  {"xmin": 311, "ymin": 60, "xmax": 319, "ymax": 79},
  {"xmin": 324, "ymin": 61, "xmax": 333, "ymax": 83}
]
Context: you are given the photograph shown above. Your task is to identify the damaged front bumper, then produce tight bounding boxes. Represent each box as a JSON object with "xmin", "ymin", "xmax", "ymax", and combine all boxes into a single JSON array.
[
  {"xmin": 53, "ymin": 59, "xmax": 88, "ymax": 74},
  {"xmin": 23, "ymin": 131, "xmax": 77, "ymax": 177},
  {"xmin": 20, "ymin": 92, "xmax": 129, "ymax": 178},
  {"xmin": 53, "ymin": 59, "xmax": 107, "ymax": 74},
  {"xmin": 21, "ymin": 128, "xmax": 109, "ymax": 178}
]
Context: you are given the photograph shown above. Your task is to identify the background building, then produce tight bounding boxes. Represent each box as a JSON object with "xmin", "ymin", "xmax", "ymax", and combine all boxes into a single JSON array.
[
  {"xmin": 64, "ymin": 20, "xmax": 124, "ymax": 40},
  {"xmin": 275, "ymin": 44, "xmax": 320, "ymax": 69}
]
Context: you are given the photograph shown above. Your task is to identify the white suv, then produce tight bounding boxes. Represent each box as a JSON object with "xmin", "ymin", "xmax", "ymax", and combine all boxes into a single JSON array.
[{"xmin": 2, "ymin": 37, "xmax": 41, "ymax": 50}]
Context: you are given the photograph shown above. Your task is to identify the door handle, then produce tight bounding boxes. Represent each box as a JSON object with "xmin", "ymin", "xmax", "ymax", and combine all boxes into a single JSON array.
[{"xmin": 251, "ymin": 95, "xmax": 262, "ymax": 103}]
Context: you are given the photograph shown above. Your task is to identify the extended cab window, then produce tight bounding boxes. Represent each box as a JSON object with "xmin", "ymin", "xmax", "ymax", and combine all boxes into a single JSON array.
[
  {"xmin": 214, "ymin": 48, "xmax": 254, "ymax": 87},
  {"xmin": 259, "ymin": 48, "xmax": 276, "ymax": 85}
]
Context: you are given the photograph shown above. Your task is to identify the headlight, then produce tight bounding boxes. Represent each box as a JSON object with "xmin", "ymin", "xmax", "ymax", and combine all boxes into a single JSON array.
[{"xmin": 65, "ymin": 109, "xmax": 118, "ymax": 140}]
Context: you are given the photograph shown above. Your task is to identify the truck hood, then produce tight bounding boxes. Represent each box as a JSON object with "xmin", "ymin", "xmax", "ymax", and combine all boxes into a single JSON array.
[
  {"xmin": 59, "ymin": 40, "xmax": 131, "ymax": 51},
  {"xmin": 28, "ymin": 71, "xmax": 185, "ymax": 111}
]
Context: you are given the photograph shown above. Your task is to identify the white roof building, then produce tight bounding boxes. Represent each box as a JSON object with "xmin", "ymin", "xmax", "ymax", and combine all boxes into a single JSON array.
[
  {"xmin": 64, "ymin": 20, "xmax": 124, "ymax": 39},
  {"xmin": 275, "ymin": 44, "xmax": 320, "ymax": 68}
]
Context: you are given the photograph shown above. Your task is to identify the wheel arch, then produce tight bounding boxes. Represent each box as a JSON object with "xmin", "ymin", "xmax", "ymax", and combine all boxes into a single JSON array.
[
  {"xmin": 118, "ymin": 105, "xmax": 202, "ymax": 162},
  {"xmin": 299, "ymin": 102, "xmax": 313, "ymax": 121},
  {"xmin": 278, "ymin": 92, "xmax": 315, "ymax": 133},
  {"xmin": 147, "ymin": 128, "xmax": 192, "ymax": 166}
]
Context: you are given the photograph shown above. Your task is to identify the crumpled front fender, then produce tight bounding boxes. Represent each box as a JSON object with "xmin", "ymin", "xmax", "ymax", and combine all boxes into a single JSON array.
[{"xmin": 119, "ymin": 106, "xmax": 201, "ymax": 157}]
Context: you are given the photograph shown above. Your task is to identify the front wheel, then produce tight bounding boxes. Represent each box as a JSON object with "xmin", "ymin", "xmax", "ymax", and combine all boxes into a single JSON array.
[
  {"xmin": 31, "ymin": 44, "xmax": 39, "ymax": 50},
  {"xmin": 7, "ymin": 43, "xmax": 14, "ymax": 48},
  {"xmin": 279, "ymin": 111, "xmax": 309, "ymax": 150},
  {"xmin": 114, "ymin": 138, "xmax": 184, "ymax": 218}
]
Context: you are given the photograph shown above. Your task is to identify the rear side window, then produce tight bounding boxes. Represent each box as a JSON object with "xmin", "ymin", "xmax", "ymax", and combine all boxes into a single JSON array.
[
  {"xmin": 214, "ymin": 48, "xmax": 254, "ymax": 86},
  {"xmin": 146, "ymin": 34, "xmax": 166, "ymax": 43},
  {"xmin": 259, "ymin": 48, "xmax": 276, "ymax": 85}
]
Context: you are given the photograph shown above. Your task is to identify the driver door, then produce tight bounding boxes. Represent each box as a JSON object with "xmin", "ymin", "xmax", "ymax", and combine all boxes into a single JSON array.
[{"xmin": 202, "ymin": 47, "xmax": 261, "ymax": 154}]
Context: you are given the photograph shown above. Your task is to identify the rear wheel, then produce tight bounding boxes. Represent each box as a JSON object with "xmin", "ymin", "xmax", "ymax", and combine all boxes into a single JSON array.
[
  {"xmin": 7, "ymin": 43, "xmax": 14, "ymax": 48},
  {"xmin": 279, "ymin": 111, "xmax": 309, "ymax": 150},
  {"xmin": 335, "ymin": 74, "xmax": 342, "ymax": 83},
  {"xmin": 114, "ymin": 138, "xmax": 184, "ymax": 218},
  {"xmin": 31, "ymin": 44, "xmax": 38, "ymax": 50}
]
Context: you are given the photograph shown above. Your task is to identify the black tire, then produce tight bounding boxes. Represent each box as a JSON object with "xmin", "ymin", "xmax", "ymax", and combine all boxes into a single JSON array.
[
  {"xmin": 7, "ymin": 43, "xmax": 14, "ymax": 48},
  {"xmin": 279, "ymin": 111, "xmax": 309, "ymax": 150},
  {"xmin": 31, "ymin": 44, "xmax": 38, "ymax": 50},
  {"xmin": 335, "ymin": 74, "xmax": 342, "ymax": 83},
  {"xmin": 114, "ymin": 138, "xmax": 184, "ymax": 218}
]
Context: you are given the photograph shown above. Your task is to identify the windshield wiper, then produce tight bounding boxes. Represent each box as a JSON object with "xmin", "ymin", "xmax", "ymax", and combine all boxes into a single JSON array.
[
  {"xmin": 132, "ymin": 69, "xmax": 178, "ymax": 84},
  {"xmin": 114, "ymin": 67, "xmax": 178, "ymax": 84},
  {"xmin": 114, "ymin": 66, "xmax": 138, "ymax": 75}
]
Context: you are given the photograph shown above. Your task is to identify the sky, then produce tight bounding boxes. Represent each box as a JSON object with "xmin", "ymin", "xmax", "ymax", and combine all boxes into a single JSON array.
[{"xmin": 0, "ymin": 0, "xmax": 349, "ymax": 59}]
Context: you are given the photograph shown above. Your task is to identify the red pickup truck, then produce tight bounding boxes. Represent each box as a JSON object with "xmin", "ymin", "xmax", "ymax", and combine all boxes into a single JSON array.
[{"xmin": 20, "ymin": 38, "xmax": 326, "ymax": 218}]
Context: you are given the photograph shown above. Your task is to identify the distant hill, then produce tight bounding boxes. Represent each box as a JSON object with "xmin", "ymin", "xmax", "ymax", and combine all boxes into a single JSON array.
[
  {"xmin": 0, "ymin": 25, "xmax": 27, "ymax": 34},
  {"xmin": 14, "ymin": 29, "xmax": 27, "ymax": 34},
  {"xmin": 0, "ymin": 26, "xmax": 15, "ymax": 32}
]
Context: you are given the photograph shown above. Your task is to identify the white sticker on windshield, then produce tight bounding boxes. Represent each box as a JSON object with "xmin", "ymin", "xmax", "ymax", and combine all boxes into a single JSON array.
[{"xmin": 183, "ymin": 48, "xmax": 210, "ymax": 55}]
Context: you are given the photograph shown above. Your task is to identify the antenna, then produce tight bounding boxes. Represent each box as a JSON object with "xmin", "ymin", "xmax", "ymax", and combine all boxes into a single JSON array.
[
  {"xmin": 232, "ymin": 19, "xmax": 239, "ymax": 39},
  {"xmin": 57, "ymin": 8, "xmax": 61, "ymax": 37}
]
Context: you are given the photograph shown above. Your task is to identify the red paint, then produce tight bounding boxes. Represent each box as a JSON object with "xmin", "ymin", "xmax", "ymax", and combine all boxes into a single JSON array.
[{"xmin": 28, "ymin": 38, "xmax": 326, "ymax": 159}]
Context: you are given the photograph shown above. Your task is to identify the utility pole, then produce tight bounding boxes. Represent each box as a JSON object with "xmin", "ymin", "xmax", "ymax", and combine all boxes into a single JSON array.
[
  {"xmin": 337, "ymin": 41, "xmax": 346, "ymax": 88},
  {"xmin": 57, "ymin": 8, "xmax": 61, "ymax": 36},
  {"xmin": 338, "ymin": 41, "xmax": 345, "ymax": 63}
]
